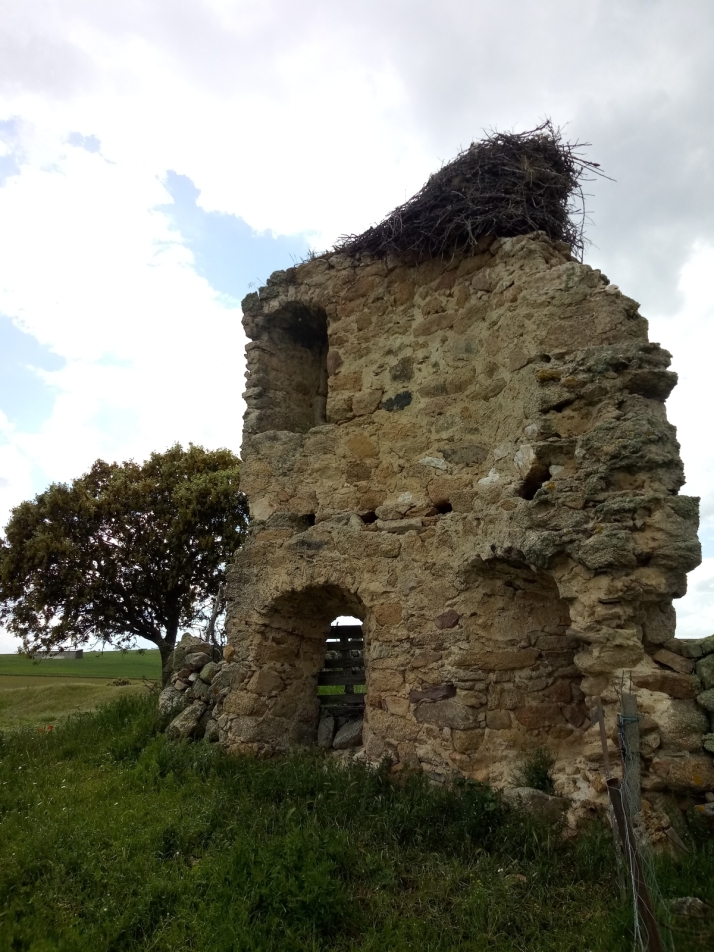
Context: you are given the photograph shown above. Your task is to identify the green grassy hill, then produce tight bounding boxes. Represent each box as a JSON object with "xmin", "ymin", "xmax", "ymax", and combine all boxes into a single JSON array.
[
  {"xmin": 0, "ymin": 675, "xmax": 153, "ymax": 731},
  {"xmin": 0, "ymin": 648, "xmax": 162, "ymax": 680},
  {"xmin": 0, "ymin": 650, "xmax": 161, "ymax": 730},
  {"xmin": 0, "ymin": 694, "xmax": 712, "ymax": 952}
]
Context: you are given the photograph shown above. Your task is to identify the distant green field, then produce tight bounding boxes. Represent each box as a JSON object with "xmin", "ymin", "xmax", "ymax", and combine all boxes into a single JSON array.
[
  {"xmin": 0, "ymin": 675, "xmax": 153, "ymax": 731},
  {"xmin": 0, "ymin": 649, "xmax": 161, "ymax": 680}
]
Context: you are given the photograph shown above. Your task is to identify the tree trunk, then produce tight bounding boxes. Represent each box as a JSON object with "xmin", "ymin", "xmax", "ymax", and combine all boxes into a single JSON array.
[
  {"xmin": 205, "ymin": 582, "xmax": 225, "ymax": 646},
  {"xmin": 159, "ymin": 620, "xmax": 179, "ymax": 687}
]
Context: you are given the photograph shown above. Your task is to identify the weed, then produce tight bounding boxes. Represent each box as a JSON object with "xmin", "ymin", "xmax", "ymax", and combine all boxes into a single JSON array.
[{"xmin": 512, "ymin": 747, "xmax": 557, "ymax": 795}]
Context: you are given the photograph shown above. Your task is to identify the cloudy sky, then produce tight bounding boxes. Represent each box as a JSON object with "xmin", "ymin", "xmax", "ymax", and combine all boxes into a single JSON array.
[{"xmin": 1, "ymin": 0, "xmax": 713, "ymax": 650}]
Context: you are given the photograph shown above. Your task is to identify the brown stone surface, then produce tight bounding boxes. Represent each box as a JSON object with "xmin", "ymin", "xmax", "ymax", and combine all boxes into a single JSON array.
[
  {"xmin": 436, "ymin": 610, "xmax": 461, "ymax": 630},
  {"xmin": 631, "ymin": 670, "xmax": 699, "ymax": 700},
  {"xmin": 219, "ymin": 232, "xmax": 710, "ymax": 800},
  {"xmin": 653, "ymin": 648, "xmax": 695, "ymax": 675}
]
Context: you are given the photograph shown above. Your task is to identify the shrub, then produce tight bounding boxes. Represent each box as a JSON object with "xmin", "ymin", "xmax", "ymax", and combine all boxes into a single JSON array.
[{"xmin": 513, "ymin": 747, "xmax": 557, "ymax": 795}]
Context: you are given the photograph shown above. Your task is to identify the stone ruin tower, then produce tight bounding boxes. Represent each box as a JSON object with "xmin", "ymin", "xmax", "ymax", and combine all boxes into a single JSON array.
[{"xmin": 218, "ymin": 130, "xmax": 714, "ymax": 805}]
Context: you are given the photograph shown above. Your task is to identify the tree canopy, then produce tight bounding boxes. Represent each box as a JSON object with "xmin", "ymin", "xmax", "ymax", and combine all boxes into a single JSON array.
[{"xmin": 0, "ymin": 444, "xmax": 248, "ymax": 674}]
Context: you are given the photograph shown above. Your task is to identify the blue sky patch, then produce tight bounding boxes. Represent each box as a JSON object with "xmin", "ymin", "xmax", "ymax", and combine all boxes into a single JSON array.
[
  {"xmin": 159, "ymin": 171, "xmax": 310, "ymax": 302},
  {"xmin": 67, "ymin": 132, "xmax": 101, "ymax": 153},
  {"xmin": 0, "ymin": 117, "xmax": 23, "ymax": 186},
  {"xmin": 0, "ymin": 315, "xmax": 65, "ymax": 432},
  {"xmin": 96, "ymin": 353, "xmax": 133, "ymax": 368}
]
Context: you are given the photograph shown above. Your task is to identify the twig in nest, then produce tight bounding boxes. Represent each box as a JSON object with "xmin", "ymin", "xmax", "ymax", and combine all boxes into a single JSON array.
[{"xmin": 334, "ymin": 121, "xmax": 606, "ymax": 262}]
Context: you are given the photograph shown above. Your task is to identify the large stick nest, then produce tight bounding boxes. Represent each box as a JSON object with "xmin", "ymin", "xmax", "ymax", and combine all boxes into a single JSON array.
[{"xmin": 334, "ymin": 122, "xmax": 602, "ymax": 262}]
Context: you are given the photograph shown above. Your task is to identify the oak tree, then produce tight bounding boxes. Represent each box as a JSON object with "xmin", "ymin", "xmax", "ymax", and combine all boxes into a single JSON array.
[{"xmin": 0, "ymin": 444, "xmax": 247, "ymax": 680}]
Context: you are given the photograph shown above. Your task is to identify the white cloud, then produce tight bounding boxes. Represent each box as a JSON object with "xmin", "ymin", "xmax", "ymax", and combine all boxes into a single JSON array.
[
  {"xmin": 675, "ymin": 559, "xmax": 714, "ymax": 641},
  {"xmin": 644, "ymin": 244, "xmax": 714, "ymax": 637},
  {"xmin": 0, "ymin": 130, "xmax": 247, "ymax": 530},
  {"xmin": 648, "ymin": 243, "xmax": 714, "ymax": 531},
  {"xmin": 1, "ymin": 1, "xmax": 714, "ymax": 651}
]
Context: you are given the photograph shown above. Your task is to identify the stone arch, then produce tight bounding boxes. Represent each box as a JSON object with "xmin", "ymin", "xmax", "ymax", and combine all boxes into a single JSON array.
[
  {"xmin": 243, "ymin": 301, "xmax": 328, "ymax": 435},
  {"xmin": 454, "ymin": 557, "xmax": 584, "ymax": 745},
  {"xmin": 231, "ymin": 583, "xmax": 366, "ymax": 751}
]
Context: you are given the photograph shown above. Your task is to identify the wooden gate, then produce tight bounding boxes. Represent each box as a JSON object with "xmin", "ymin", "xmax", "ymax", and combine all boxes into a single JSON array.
[{"xmin": 318, "ymin": 624, "xmax": 365, "ymax": 717}]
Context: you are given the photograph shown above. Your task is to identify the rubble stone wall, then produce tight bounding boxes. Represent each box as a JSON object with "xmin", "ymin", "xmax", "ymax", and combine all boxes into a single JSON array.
[{"xmin": 220, "ymin": 232, "xmax": 713, "ymax": 804}]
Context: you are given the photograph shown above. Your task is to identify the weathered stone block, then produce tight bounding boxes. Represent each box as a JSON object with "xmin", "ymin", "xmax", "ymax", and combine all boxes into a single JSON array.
[
  {"xmin": 697, "ymin": 689, "xmax": 714, "ymax": 712},
  {"xmin": 184, "ymin": 652, "xmax": 213, "ymax": 672},
  {"xmin": 632, "ymin": 670, "xmax": 699, "ymax": 699},
  {"xmin": 652, "ymin": 756, "xmax": 714, "ymax": 793},
  {"xmin": 317, "ymin": 714, "xmax": 335, "ymax": 749},
  {"xmin": 415, "ymin": 699, "xmax": 479, "ymax": 730},
  {"xmin": 368, "ymin": 708, "xmax": 420, "ymax": 742},
  {"xmin": 696, "ymin": 654, "xmax": 714, "ymax": 690},
  {"xmin": 158, "ymin": 685, "xmax": 188, "ymax": 717},
  {"xmin": 376, "ymin": 518, "xmax": 422, "ymax": 534},
  {"xmin": 452, "ymin": 728, "xmax": 485, "ymax": 753},
  {"xmin": 409, "ymin": 684, "xmax": 456, "ymax": 703},
  {"xmin": 514, "ymin": 703, "xmax": 564, "ymax": 730},
  {"xmin": 435, "ymin": 609, "xmax": 460, "ymax": 630},
  {"xmin": 458, "ymin": 648, "xmax": 540, "ymax": 671},
  {"xmin": 247, "ymin": 669, "xmax": 284, "ymax": 696},
  {"xmin": 166, "ymin": 702, "xmax": 207, "ymax": 740},
  {"xmin": 486, "ymin": 710, "xmax": 512, "ymax": 730},
  {"xmin": 199, "ymin": 662, "xmax": 221, "ymax": 683},
  {"xmin": 352, "ymin": 389, "xmax": 383, "ymax": 416},
  {"xmin": 369, "ymin": 670, "xmax": 404, "ymax": 693},
  {"xmin": 190, "ymin": 679, "xmax": 211, "ymax": 701},
  {"xmin": 374, "ymin": 602, "xmax": 403, "ymax": 626},
  {"xmin": 653, "ymin": 648, "xmax": 694, "ymax": 675},
  {"xmin": 333, "ymin": 719, "xmax": 363, "ymax": 749}
]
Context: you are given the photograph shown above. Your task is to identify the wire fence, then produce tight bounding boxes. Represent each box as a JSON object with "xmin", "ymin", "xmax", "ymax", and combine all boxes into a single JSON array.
[{"xmin": 599, "ymin": 692, "xmax": 674, "ymax": 952}]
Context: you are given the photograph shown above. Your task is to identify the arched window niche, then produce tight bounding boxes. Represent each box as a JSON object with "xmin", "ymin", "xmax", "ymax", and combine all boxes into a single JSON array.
[{"xmin": 243, "ymin": 302, "xmax": 328, "ymax": 435}]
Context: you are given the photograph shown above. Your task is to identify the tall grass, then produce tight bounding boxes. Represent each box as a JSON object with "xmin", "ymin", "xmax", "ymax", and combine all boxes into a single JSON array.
[{"xmin": 1, "ymin": 695, "xmax": 712, "ymax": 951}]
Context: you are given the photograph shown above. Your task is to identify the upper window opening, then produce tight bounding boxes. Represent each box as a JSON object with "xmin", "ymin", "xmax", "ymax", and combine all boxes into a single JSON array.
[{"xmin": 244, "ymin": 302, "xmax": 328, "ymax": 434}]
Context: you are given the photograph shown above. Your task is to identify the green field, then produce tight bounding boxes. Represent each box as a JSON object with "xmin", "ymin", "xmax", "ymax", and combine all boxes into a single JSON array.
[
  {"xmin": 0, "ymin": 648, "xmax": 162, "ymax": 680},
  {"xmin": 0, "ymin": 649, "xmax": 160, "ymax": 731},
  {"xmin": 0, "ymin": 694, "xmax": 712, "ymax": 952},
  {"xmin": 0, "ymin": 675, "xmax": 154, "ymax": 731}
]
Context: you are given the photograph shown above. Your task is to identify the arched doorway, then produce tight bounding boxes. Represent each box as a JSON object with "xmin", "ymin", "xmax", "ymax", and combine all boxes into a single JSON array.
[{"xmin": 253, "ymin": 586, "xmax": 366, "ymax": 749}]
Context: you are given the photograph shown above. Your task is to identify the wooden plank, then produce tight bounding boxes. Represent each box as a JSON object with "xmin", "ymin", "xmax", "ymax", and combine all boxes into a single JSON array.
[
  {"xmin": 319, "ymin": 695, "xmax": 365, "ymax": 712},
  {"xmin": 320, "ymin": 692, "xmax": 365, "ymax": 701},
  {"xmin": 318, "ymin": 671, "xmax": 366, "ymax": 687},
  {"xmin": 321, "ymin": 658, "xmax": 365, "ymax": 671},
  {"xmin": 323, "ymin": 694, "xmax": 364, "ymax": 717}
]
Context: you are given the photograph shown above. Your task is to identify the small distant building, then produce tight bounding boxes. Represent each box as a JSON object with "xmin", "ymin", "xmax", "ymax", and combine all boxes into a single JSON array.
[{"xmin": 46, "ymin": 649, "xmax": 84, "ymax": 659}]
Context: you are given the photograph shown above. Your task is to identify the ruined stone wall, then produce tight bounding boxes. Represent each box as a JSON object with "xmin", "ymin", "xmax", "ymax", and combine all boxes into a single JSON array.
[{"xmin": 220, "ymin": 232, "xmax": 713, "ymax": 805}]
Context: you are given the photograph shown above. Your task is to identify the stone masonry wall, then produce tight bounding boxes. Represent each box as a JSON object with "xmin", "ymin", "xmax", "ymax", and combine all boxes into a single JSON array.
[{"xmin": 221, "ymin": 232, "xmax": 713, "ymax": 806}]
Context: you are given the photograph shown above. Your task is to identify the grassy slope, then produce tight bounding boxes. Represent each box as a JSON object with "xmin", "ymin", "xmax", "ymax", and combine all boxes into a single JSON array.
[
  {"xmin": 0, "ymin": 696, "xmax": 712, "ymax": 952},
  {"xmin": 0, "ymin": 649, "xmax": 162, "ymax": 680},
  {"xmin": 0, "ymin": 676, "xmax": 153, "ymax": 731}
]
